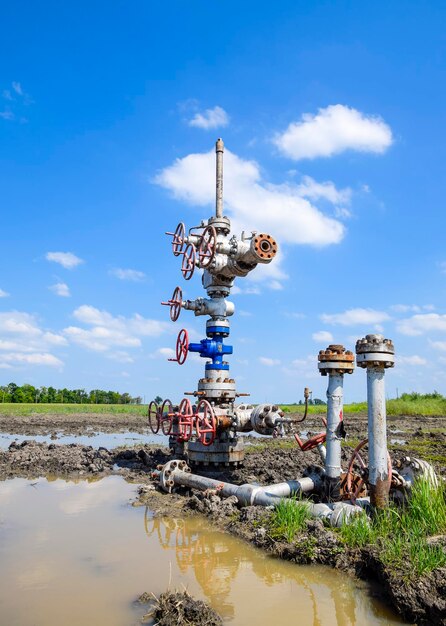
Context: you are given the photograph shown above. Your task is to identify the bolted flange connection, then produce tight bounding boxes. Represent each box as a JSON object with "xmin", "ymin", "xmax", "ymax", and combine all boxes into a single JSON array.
[
  {"xmin": 355, "ymin": 334, "xmax": 395, "ymax": 369},
  {"xmin": 318, "ymin": 344, "xmax": 355, "ymax": 376},
  {"xmin": 158, "ymin": 459, "xmax": 191, "ymax": 493}
]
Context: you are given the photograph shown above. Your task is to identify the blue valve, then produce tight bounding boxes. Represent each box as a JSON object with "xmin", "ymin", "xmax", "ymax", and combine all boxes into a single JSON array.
[{"xmin": 188, "ymin": 336, "xmax": 233, "ymax": 370}]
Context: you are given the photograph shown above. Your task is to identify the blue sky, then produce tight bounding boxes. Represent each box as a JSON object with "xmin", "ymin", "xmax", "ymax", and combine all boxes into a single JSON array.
[{"xmin": 1, "ymin": 1, "xmax": 446, "ymax": 402}]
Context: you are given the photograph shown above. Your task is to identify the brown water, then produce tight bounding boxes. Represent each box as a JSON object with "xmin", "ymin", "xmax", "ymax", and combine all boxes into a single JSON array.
[{"xmin": 0, "ymin": 476, "xmax": 407, "ymax": 626}]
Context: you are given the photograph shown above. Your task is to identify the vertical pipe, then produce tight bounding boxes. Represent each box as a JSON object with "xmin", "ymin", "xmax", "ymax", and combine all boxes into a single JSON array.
[
  {"xmin": 215, "ymin": 138, "xmax": 224, "ymax": 218},
  {"xmin": 325, "ymin": 373, "xmax": 343, "ymax": 500},
  {"xmin": 367, "ymin": 366, "xmax": 389, "ymax": 507}
]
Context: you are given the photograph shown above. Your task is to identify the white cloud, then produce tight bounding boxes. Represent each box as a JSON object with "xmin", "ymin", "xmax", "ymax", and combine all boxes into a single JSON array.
[
  {"xmin": 296, "ymin": 175, "xmax": 352, "ymax": 205},
  {"xmin": 397, "ymin": 314, "xmax": 446, "ymax": 336},
  {"xmin": 273, "ymin": 104, "xmax": 393, "ymax": 160},
  {"xmin": 0, "ymin": 311, "xmax": 66, "ymax": 368},
  {"xmin": 312, "ymin": 330, "xmax": 334, "ymax": 343},
  {"xmin": 0, "ymin": 288, "xmax": 9, "ymax": 297},
  {"xmin": 259, "ymin": 356, "xmax": 281, "ymax": 366},
  {"xmin": 109, "ymin": 268, "xmax": 146, "ymax": 282},
  {"xmin": 0, "ymin": 352, "xmax": 63, "ymax": 368},
  {"xmin": 49, "ymin": 282, "xmax": 70, "ymax": 297},
  {"xmin": 321, "ymin": 308, "xmax": 391, "ymax": 326},
  {"xmin": 2, "ymin": 89, "xmax": 12, "ymax": 100},
  {"xmin": 429, "ymin": 340, "xmax": 446, "ymax": 352},
  {"xmin": 64, "ymin": 305, "xmax": 171, "ymax": 352},
  {"xmin": 398, "ymin": 355, "xmax": 427, "ymax": 366},
  {"xmin": 154, "ymin": 148, "xmax": 345, "ymax": 247},
  {"xmin": 0, "ymin": 111, "xmax": 14, "ymax": 121},
  {"xmin": 46, "ymin": 251, "xmax": 84, "ymax": 269},
  {"xmin": 390, "ymin": 304, "xmax": 435, "ymax": 313},
  {"xmin": 152, "ymin": 347, "xmax": 176, "ymax": 359},
  {"xmin": 12, "ymin": 82, "xmax": 23, "ymax": 96},
  {"xmin": 107, "ymin": 351, "xmax": 134, "ymax": 363},
  {"xmin": 188, "ymin": 106, "xmax": 229, "ymax": 130}
]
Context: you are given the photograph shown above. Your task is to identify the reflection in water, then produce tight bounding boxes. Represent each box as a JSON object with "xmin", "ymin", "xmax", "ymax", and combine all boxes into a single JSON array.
[
  {"xmin": 0, "ymin": 477, "xmax": 407, "ymax": 626},
  {"xmin": 144, "ymin": 511, "xmax": 405, "ymax": 626}
]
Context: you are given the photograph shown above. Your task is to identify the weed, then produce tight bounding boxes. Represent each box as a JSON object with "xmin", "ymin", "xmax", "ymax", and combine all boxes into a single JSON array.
[{"xmin": 268, "ymin": 498, "xmax": 312, "ymax": 542}]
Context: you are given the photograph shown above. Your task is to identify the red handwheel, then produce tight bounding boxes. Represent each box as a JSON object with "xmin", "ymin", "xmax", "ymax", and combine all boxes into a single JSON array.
[
  {"xmin": 148, "ymin": 400, "xmax": 160, "ymax": 434},
  {"xmin": 160, "ymin": 399, "xmax": 174, "ymax": 435},
  {"xmin": 161, "ymin": 286, "xmax": 183, "ymax": 322},
  {"xmin": 165, "ymin": 222, "xmax": 186, "ymax": 256},
  {"xmin": 177, "ymin": 398, "xmax": 194, "ymax": 441},
  {"xmin": 196, "ymin": 399, "xmax": 217, "ymax": 446},
  {"xmin": 294, "ymin": 431, "xmax": 326, "ymax": 451},
  {"xmin": 181, "ymin": 243, "xmax": 196, "ymax": 280},
  {"xmin": 176, "ymin": 329, "xmax": 189, "ymax": 365},
  {"xmin": 198, "ymin": 225, "xmax": 217, "ymax": 268}
]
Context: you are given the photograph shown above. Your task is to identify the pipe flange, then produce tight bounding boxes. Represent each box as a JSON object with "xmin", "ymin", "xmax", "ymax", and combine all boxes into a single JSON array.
[
  {"xmin": 318, "ymin": 344, "xmax": 355, "ymax": 376},
  {"xmin": 207, "ymin": 215, "xmax": 231, "ymax": 234},
  {"xmin": 253, "ymin": 234, "xmax": 278, "ymax": 261},
  {"xmin": 355, "ymin": 334, "xmax": 395, "ymax": 369},
  {"xmin": 159, "ymin": 459, "xmax": 190, "ymax": 493}
]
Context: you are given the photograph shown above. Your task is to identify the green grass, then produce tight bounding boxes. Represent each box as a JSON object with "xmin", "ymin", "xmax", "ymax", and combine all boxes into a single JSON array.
[
  {"xmin": 0, "ymin": 403, "xmax": 148, "ymax": 416},
  {"xmin": 268, "ymin": 498, "xmax": 313, "ymax": 542},
  {"xmin": 339, "ymin": 478, "xmax": 446, "ymax": 578}
]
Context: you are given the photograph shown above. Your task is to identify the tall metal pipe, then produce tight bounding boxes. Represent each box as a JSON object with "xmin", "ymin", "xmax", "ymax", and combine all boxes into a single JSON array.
[
  {"xmin": 215, "ymin": 138, "xmax": 224, "ymax": 218},
  {"xmin": 318, "ymin": 344, "xmax": 354, "ymax": 501},
  {"xmin": 356, "ymin": 334, "xmax": 395, "ymax": 508}
]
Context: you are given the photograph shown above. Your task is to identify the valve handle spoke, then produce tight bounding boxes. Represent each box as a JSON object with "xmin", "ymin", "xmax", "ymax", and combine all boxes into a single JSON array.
[
  {"xmin": 166, "ymin": 222, "xmax": 186, "ymax": 257},
  {"xmin": 161, "ymin": 286, "xmax": 183, "ymax": 322},
  {"xmin": 148, "ymin": 400, "xmax": 160, "ymax": 434},
  {"xmin": 195, "ymin": 399, "xmax": 216, "ymax": 446},
  {"xmin": 181, "ymin": 243, "xmax": 196, "ymax": 280},
  {"xmin": 160, "ymin": 399, "xmax": 174, "ymax": 435},
  {"xmin": 198, "ymin": 225, "xmax": 217, "ymax": 268}
]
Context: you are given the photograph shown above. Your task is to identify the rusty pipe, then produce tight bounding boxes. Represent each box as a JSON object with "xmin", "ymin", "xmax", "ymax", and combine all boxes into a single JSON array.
[{"xmin": 216, "ymin": 138, "xmax": 224, "ymax": 219}]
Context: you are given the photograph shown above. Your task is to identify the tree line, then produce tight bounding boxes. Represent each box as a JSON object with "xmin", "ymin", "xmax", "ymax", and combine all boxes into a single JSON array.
[{"xmin": 0, "ymin": 383, "xmax": 142, "ymax": 404}]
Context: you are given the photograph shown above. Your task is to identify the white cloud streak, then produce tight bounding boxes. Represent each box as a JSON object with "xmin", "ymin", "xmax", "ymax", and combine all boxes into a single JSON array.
[
  {"xmin": 49, "ymin": 282, "xmax": 70, "ymax": 297},
  {"xmin": 274, "ymin": 104, "xmax": 393, "ymax": 160},
  {"xmin": 397, "ymin": 314, "xmax": 446, "ymax": 336},
  {"xmin": 188, "ymin": 106, "xmax": 229, "ymax": 130},
  {"xmin": 109, "ymin": 268, "xmax": 146, "ymax": 282},
  {"xmin": 321, "ymin": 308, "xmax": 391, "ymax": 326},
  {"xmin": 312, "ymin": 330, "xmax": 334, "ymax": 343},
  {"xmin": 154, "ymin": 148, "xmax": 345, "ymax": 247},
  {"xmin": 0, "ymin": 288, "xmax": 9, "ymax": 297},
  {"xmin": 46, "ymin": 251, "xmax": 84, "ymax": 269},
  {"xmin": 64, "ymin": 305, "xmax": 171, "ymax": 352},
  {"xmin": 259, "ymin": 356, "xmax": 281, "ymax": 366}
]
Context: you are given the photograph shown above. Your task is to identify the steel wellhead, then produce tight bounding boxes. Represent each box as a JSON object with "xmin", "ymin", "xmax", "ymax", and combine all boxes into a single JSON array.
[
  {"xmin": 318, "ymin": 345, "xmax": 354, "ymax": 501},
  {"xmin": 356, "ymin": 334, "xmax": 395, "ymax": 508}
]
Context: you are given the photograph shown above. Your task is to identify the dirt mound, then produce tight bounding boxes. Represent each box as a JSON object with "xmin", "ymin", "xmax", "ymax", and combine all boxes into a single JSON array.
[{"xmin": 145, "ymin": 590, "xmax": 223, "ymax": 626}]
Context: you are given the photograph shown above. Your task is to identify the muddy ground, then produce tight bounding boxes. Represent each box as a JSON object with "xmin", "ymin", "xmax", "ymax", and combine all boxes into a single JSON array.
[{"xmin": 0, "ymin": 410, "xmax": 445, "ymax": 624}]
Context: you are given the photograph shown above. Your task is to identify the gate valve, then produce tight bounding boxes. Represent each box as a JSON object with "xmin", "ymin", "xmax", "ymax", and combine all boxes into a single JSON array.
[
  {"xmin": 195, "ymin": 399, "xmax": 217, "ymax": 446},
  {"xmin": 165, "ymin": 222, "xmax": 186, "ymax": 257},
  {"xmin": 177, "ymin": 398, "xmax": 195, "ymax": 441},
  {"xmin": 181, "ymin": 243, "xmax": 196, "ymax": 280},
  {"xmin": 294, "ymin": 431, "xmax": 326, "ymax": 452},
  {"xmin": 198, "ymin": 225, "xmax": 217, "ymax": 268},
  {"xmin": 168, "ymin": 328, "xmax": 189, "ymax": 365},
  {"xmin": 188, "ymin": 337, "xmax": 233, "ymax": 367},
  {"xmin": 161, "ymin": 286, "xmax": 183, "ymax": 322}
]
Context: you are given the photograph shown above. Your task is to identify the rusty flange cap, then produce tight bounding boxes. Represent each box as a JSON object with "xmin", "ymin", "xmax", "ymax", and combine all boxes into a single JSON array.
[
  {"xmin": 355, "ymin": 334, "xmax": 395, "ymax": 368},
  {"xmin": 318, "ymin": 344, "xmax": 355, "ymax": 376}
]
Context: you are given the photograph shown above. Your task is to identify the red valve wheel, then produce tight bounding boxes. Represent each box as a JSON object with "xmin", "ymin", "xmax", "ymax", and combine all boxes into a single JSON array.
[
  {"xmin": 198, "ymin": 225, "xmax": 217, "ymax": 268},
  {"xmin": 148, "ymin": 400, "xmax": 160, "ymax": 434},
  {"xmin": 161, "ymin": 286, "xmax": 183, "ymax": 322},
  {"xmin": 195, "ymin": 399, "xmax": 217, "ymax": 446},
  {"xmin": 177, "ymin": 398, "xmax": 194, "ymax": 441},
  {"xmin": 160, "ymin": 399, "xmax": 174, "ymax": 435},
  {"xmin": 175, "ymin": 328, "xmax": 189, "ymax": 365},
  {"xmin": 165, "ymin": 222, "xmax": 186, "ymax": 257},
  {"xmin": 346, "ymin": 438, "xmax": 392, "ymax": 502},
  {"xmin": 294, "ymin": 431, "xmax": 326, "ymax": 452},
  {"xmin": 181, "ymin": 243, "xmax": 196, "ymax": 280}
]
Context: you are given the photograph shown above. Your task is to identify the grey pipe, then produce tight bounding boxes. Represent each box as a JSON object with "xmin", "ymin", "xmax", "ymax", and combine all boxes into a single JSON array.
[
  {"xmin": 156, "ymin": 461, "xmax": 364, "ymax": 527},
  {"xmin": 215, "ymin": 138, "xmax": 224, "ymax": 218}
]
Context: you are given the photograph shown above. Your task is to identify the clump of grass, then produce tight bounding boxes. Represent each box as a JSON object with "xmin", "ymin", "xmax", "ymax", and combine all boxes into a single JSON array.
[
  {"xmin": 340, "ymin": 478, "xmax": 446, "ymax": 578},
  {"xmin": 268, "ymin": 498, "xmax": 312, "ymax": 542}
]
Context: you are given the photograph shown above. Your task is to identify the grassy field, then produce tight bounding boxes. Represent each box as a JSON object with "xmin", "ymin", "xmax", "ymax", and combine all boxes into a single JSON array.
[
  {"xmin": 0, "ymin": 403, "xmax": 147, "ymax": 416},
  {"xmin": 282, "ymin": 393, "xmax": 446, "ymax": 417},
  {"xmin": 0, "ymin": 392, "xmax": 445, "ymax": 417}
]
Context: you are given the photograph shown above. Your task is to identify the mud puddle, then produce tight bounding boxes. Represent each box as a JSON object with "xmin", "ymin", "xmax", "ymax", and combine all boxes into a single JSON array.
[
  {"xmin": 0, "ymin": 476, "xmax": 407, "ymax": 626},
  {"xmin": 0, "ymin": 430, "xmax": 163, "ymax": 450}
]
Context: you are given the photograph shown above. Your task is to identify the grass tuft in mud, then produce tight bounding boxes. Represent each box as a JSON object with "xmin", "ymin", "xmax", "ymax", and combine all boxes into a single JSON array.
[
  {"xmin": 339, "ymin": 478, "xmax": 446, "ymax": 579},
  {"xmin": 267, "ymin": 498, "xmax": 312, "ymax": 542}
]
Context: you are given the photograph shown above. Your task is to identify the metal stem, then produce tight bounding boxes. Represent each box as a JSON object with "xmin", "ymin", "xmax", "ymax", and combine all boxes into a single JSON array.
[
  {"xmin": 215, "ymin": 138, "xmax": 224, "ymax": 218},
  {"xmin": 367, "ymin": 366, "xmax": 389, "ymax": 507}
]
